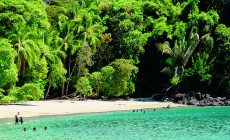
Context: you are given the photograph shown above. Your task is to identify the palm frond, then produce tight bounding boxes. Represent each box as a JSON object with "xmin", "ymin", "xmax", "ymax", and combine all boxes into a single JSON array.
[
  {"xmin": 183, "ymin": 33, "xmax": 199, "ymax": 67},
  {"xmin": 162, "ymin": 41, "xmax": 173, "ymax": 55},
  {"xmin": 160, "ymin": 67, "xmax": 174, "ymax": 76}
]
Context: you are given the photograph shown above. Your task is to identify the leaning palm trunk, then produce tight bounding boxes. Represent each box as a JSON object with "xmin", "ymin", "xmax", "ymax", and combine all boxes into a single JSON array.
[
  {"xmin": 65, "ymin": 56, "xmax": 78, "ymax": 96},
  {"xmin": 65, "ymin": 56, "xmax": 72, "ymax": 96},
  {"xmin": 183, "ymin": 33, "xmax": 210, "ymax": 67},
  {"xmin": 159, "ymin": 29, "xmax": 210, "ymax": 94},
  {"xmin": 183, "ymin": 33, "xmax": 199, "ymax": 67},
  {"xmin": 44, "ymin": 83, "xmax": 51, "ymax": 99},
  {"xmin": 62, "ymin": 82, "xmax": 65, "ymax": 97}
]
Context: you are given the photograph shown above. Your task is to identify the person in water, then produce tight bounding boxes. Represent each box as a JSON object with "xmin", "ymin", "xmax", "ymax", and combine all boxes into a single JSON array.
[
  {"xmin": 44, "ymin": 126, "xmax": 47, "ymax": 131},
  {"xmin": 15, "ymin": 115, "xmax": 19, "ymax": 124},
  {"xmin": 24, "ymin": 128, "xmax": 27, "ymax": 132},
  {"xmin": 19, "ymin": 116, "xmax": 23, "ymax": 124},
  {"xmin": 33, "ymin": 127, "xmax": 36, "ymax": 132}
]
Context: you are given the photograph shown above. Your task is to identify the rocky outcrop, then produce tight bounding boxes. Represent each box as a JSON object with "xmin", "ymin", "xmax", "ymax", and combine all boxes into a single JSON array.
[
  {"xmin": 225, "ymin": 100, "xmax": 230, "ymax": 105},
  {"xmin": 172, "ymin": 92, "xmax": 230, "ymax": 106},
  {"xmin": 188, "ymin": 98, "xmax": 199, "ymax": 105},
  {"xmin": 150, "ymin": 91, "xmax": 230, "ymax": 106}
]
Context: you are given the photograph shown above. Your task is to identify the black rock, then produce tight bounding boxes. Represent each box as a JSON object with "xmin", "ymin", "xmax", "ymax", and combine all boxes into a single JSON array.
[{"xmin": 194, "ymin": 92, "xmax": 203, "ymax": 100}]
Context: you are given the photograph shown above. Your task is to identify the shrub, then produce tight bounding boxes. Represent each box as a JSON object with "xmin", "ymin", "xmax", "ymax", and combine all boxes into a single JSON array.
[
  {"xmin": 74, "ymin": 77, "xmax": 93, "ymax": 96},
  {"xmin": 16, "ymin": 83, "xmax": 44, "ymax": 101}
]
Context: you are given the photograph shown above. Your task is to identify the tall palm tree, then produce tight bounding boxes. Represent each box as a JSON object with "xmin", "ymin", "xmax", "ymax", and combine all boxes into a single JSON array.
[
  {"xmin": 7, "ymin": 23, "xmax": 40, "ymax": 74},
  {"xmin": 58, "ymin": 15, "xmax": 82, "ymax": 96},
  {"xmin": 158, "ymin": 28, "xmax": 210, "ymax": 92},
  {"xmin": 76, "ymin": 11, "xmax": 104, "ymax": 53},
  {"xmin": 38, "ymin": 29, "xmax": 66, "ymax": 99},
  {"xmin": 57, "ymin": 4, "xmax": 103, "ymax": 96},
  {"xmin": 39, "ymin": 29, "xmax": 66, "ymax": 64}
]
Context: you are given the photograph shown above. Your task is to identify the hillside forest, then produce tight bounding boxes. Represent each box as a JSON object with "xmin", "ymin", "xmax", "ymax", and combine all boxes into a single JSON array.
[{"xmin": 0, "ymin": 0, "xmax": 229, "ymax": 102}]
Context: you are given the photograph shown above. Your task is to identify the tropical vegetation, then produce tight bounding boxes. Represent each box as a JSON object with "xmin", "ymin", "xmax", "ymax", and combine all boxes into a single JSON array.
[{"xmin": 0, "ymin": 0, "xmax": 229, "ymax": 102}]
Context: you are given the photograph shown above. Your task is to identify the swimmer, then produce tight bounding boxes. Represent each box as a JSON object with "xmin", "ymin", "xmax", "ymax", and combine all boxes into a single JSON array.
[
  {"xmin": 19, "ymin": 116, "xmax": 23, "ymax": 124},
  {"xmin": 15, "ymin": 115, "xmax": 19, "ymax": 124}
]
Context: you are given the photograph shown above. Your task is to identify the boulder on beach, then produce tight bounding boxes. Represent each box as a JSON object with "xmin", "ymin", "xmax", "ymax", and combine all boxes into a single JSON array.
[{"xmin": 188, "ymin": 98, "xmax": 199, "ymax": 106}]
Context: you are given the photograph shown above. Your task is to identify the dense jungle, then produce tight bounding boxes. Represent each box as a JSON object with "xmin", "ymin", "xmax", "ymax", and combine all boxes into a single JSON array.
[{"xmin": 0, "ymin": 0, "xmax": 229, "ymax": 103}]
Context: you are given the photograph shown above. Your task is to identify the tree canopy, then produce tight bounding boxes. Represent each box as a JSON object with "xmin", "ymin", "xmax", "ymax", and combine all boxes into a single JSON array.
[{"xmin": 0, "ymin": 0, "xmax": 229, "ymax": 102}]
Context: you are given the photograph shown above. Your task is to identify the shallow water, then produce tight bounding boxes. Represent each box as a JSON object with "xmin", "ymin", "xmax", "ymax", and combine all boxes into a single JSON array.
[{"xmin": 0, "ymin": 106, "xmax": 229, "ymax": 140}]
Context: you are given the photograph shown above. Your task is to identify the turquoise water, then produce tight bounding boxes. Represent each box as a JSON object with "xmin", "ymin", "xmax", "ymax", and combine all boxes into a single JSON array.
[{"xmin": 0, "ymin": 107, "xmax": 229, "ymax": 140}]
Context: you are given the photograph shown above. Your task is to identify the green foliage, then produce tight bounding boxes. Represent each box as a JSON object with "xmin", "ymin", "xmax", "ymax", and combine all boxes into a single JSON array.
[
  {"xmin": 215, "ymin": 24, "xmax": 230, "ymax": 51},
  {"xmin": 198, "ymin": 10, "xmax": 219, "ymax": 27},
  {"xmin": 100, "ymin": 59, "xmax": 138, "ymax": 97},
  {"xmin": 158, "ymin": 26, "xmax": 213, "ymax": 91},
  {"xmin": 170, "ymin": 74, "xmax": 180, "ymax": 86},
  {"xmin": 74, "ymin": 77, "xmax": 92, "ymax": 95},
  {"xmin": 110, "ymin": 59, "xmax": 138, "ymax": 96},
  {"xmin": 151, "ymin": 17, "xmax": 173, "ymax": 39},
  {"xmin": 0, "ymin": 0, "xmax": 228, "ymax": 100},
  {"xmin": 0, "ymin": 89, "xmax": 5, "ymax": 99},
  {"xmin": 16, "ymin": 83, "xmax": 44, "ymax": 101},
  {"xmin": 75, "ymin": 46, "xmax": 93, "ymax": 77},
  {"xmin": 100, "ymin": 66, "xmax": 115, "ymax": 96},
  {"xmin": 89, "ymin": 72, "xmax": 102, "ymax": 96},
  {"xmin": 173, "ymin": 21, "xmax": 187, "ymax": 40},
  {"xmin": 216, "ymin": 24, "xmax": 230, "ymax": 49},
  {"xmin": 31, "ymin": 57, "xmax": 49, "ymax": 82},
  {"xmin": 7, "ymin": 23, "xmax": 41, "ymax": 73},
  {"xmin": 213, "ymin": 24, "xmax": 230, "ymax": 90},
  {"xmin": 0, "ymin": 95, "xmax": 17, "ymax": 103},
  {"xmin": 0, "ymin": 0, "xmax": 50, "ymax": 36},
  {"xmin": 96, "ymin": 0, "xmax": 149, "ymax": 64},
  {"xmin": 76, "ymin": 11, "xmax": 104, "ymax": 53},
  {"xmin": 183, "ymin": 53, "xmax": 212, "ymax": 81},
  {"xmin": 48, "ymin": 63, "xmax": 67, "ymax": 88},
  {"xmin": 0, "ymin": 39, "xmax": 18, "ymax": 89},
  {"xmin": 45, "ymin": 5, "xmax": 66, "ymax": 28}
]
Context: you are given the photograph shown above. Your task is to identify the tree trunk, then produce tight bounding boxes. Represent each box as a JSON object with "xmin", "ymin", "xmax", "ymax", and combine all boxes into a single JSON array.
[
  {"xmin": 66, "ymin": 81, "xmax": 70, "ymax": 96},
  {"xmin": 65, "ymin": 56, "xmax": 72, "ymax": 96},
  {"xmin": 44, "ymin": 83, "xmax": 51, "ymax": 100},
  {"xmin": 62, "ymin": 82, "xmax": 65, "ymax": 97},
  {"xmin": 66, "ymin": 56, "xmax": 78, "ymax": 96}
]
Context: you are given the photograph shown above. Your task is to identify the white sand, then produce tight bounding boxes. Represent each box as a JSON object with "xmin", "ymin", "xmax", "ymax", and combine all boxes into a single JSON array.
[{"xmin": 0, "ymin": 100, "xmax": 186, "ymax": 119}]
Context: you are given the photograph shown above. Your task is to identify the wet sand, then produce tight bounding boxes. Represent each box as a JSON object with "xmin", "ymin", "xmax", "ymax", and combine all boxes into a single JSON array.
[{"xmin": 0, "ymin": 99, "xmax": 186, "ymax": 120}]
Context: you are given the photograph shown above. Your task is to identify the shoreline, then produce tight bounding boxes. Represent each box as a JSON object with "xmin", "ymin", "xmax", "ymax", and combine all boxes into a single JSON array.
[{"xmin": 0, "ymin": 99, "xmax": 186, "ymax": 123}]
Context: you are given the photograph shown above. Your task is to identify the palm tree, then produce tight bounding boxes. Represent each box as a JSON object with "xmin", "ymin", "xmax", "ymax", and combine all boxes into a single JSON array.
[
  {"xmin": 57, "ymin": 4, "xmax": 103, "ymax": 96},
  {"xmin": 38, "ymin": 29, "xmax": 66, "ymax": 99},
  {"xmin": 158, "ymin": 27, "xmax": 210, "ymax": 92},
  {"xmin": 76, "ymin": 11, "xmax": 104, "ymax": 53},
  {"xmin": 39, "ymin": 30, "xmax": 66, "ymax": 64},
  {"xmin": 7, "ymin": 23, "xmax": 40, "ymax": 74},
  {"xmin": 58, "ymin": 15, "xmax": 82, "ymax": 96}
]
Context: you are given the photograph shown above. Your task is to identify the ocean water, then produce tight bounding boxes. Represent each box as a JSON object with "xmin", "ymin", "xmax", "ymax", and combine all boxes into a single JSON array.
[{"xmin": 0, "ymin": 106, "xmax": 229, "ymax": 140}]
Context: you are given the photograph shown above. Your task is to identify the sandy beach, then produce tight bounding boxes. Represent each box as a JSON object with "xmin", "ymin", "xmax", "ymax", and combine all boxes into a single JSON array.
[{"xmin": 0, "ymin": 99, "xmax": 186, "ymax": 119}]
